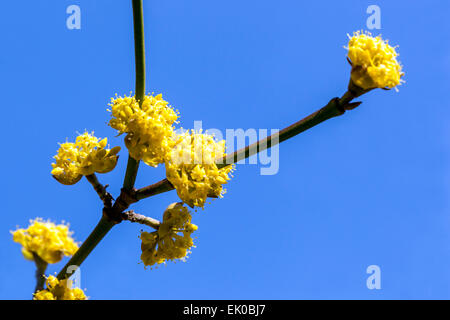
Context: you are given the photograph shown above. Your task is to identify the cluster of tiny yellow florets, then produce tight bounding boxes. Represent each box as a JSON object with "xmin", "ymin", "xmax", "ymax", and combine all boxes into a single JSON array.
[
  {"xmin": 140, "ymin": 203, "xmax": 198, "ymax": 267},
  {"xmin": 12, "ymin": 219, "xmax": 78, "ymax": 264},
  {"xmin": 165, "ymin": 130, "xmax": 234, "ymax": 208},
  {"xmin": 51, "ymin": 132, "xmax": 120, "ymax": 185},
  {"xmin": 346, "ymin": 31, "xmax": 404, "ymax": 90},
  {"xmin": 108, "ymin": 93, "xmax": 178, "ymax": 167},
  {"xmin": 33, "ymin": 276, "xmax": 87, "ymax": 300}
]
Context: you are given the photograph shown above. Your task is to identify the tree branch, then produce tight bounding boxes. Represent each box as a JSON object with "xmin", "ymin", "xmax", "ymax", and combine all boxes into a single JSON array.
[
  {"xmin": 56, "ymin": 215, "xmax": 116, "ymax": 280},
  {"xmin": 33, "ymin": 252, "xmax": 48, "ymax": 295},
  {"xmin": 56, "ymin": 1, "xmax": 147, "ymax": 280},
  {"xmin": 123, "ymin": 210, "xmax": 161, "ymax": 229},
  {"xmin": 122, "ymin": 0, "xmax": 146, "ymax": 192},
  {"xmin": 54, "ymin": 3, "xmax": 373, "ymax": 281},
  {"xmin": 85, "ymin": 174, "xmax": 113, "ymax": 208},
  {"xmin": 135, "ymin": 90, "xmax": 363, "ymax": 201}
]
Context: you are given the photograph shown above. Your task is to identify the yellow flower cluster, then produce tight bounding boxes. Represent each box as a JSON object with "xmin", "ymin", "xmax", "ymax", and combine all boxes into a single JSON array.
[
  {"xmin": 34, "ymin": 276, "xmax": 87, "ymax": 300},
  {"xmin": 12, "ymin": 219, "xmax": 78, "ymax": 264},
  {"xmin": 165, "ymin": 130, "xmax": 234, "ymax": 208},
  {"xmin": 51, "ymin": 132, "xmax": 120, "ymax": 185},
  {"xmin": 140, "ymin": 203, "xmax": 198, "ymax": 267},
  {"xmin": 108, "ymin": 93, "xmax": 178, "ymax": 167},
  {"xmin": 346, "ymin": 31, "xmax": 404, "ymax": 90}
]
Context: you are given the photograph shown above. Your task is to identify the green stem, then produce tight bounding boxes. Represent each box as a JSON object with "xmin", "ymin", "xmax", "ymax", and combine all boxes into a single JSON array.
[
  {"xmin": 123, "ymin": 156, "xmax": 140, "ymax": 191},
  {"xmin": 123, "ymin": 0, "xmax": 146, "ymax": 191},
  {"xmin": 135, "ymin": 92, "xmax": 358, "ymax": 200},
  {"xmin": 217, "ymin": 94, "xmax": 350, "ymax": 167},
  {"xmin": 132, "ymin": 0, "xmax": 145, "ymax": 104},
  {"xmin": 56, "ymin": 1, "xmax": 146, "ymax": 280},
  {"xmin": 33, "ymin": 253, "xmax": 48, "ymax": 295},
  {"xmin": 57, "ymin": 216, "xmax": 115, "ymax": 280},
  {"xmin": 136, "ymin": 178, "xmax": 174, "ymax": 200}
]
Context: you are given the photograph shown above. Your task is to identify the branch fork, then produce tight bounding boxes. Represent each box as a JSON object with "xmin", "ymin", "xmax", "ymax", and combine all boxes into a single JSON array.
[{"xmin": 54, "ymin": 0, "xmax": 374, "ymax": 283}]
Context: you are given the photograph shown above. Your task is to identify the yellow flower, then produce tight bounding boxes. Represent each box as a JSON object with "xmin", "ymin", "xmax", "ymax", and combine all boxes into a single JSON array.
[
  {"xmin": 346, "ymin": 31, "xmax": 404, "ymax": 90},
  {"xmin": 165, "ymin": 130, "xmax": 234, "ymax": 208},
  {"xmin": 51, "ymin": 132, "xmax": 120, "ymax": 185},
  {"xmin": 108, "ymin": 93, "xmax": 178, "ymax": 167},
  {"xmin": 33, "ymin": 290, "xmax": 56, "ymax": 300},
  {"xmin": 12, "ymin": 218, "xmax": 78, "ymax": 264},
  {"xmin": 33, "ymin": 276, "xmax": 87, "ymax": 300},
  {"xmin": 140, "ymin": 203, "xmax": 198, "ymax": 267}
]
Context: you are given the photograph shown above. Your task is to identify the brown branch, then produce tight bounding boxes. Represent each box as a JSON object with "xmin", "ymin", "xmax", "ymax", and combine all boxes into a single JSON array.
[
  {"xmin": 134, "ymin": 89, "xmax": 364, "ymax": 201},
  {"xmin": 55, "ymin": 69, "xmax": 372, "ymax": 281},
  {"xmin": 135, "ymin": 179, "xmax": 174, "ymax": 201},
  {"xmin": 85, "ymin": 174, "xmax": 113, "ymax": 208},
  {"xmin": 123, "ymin": 210, "xmax": 161, "ymax": 229}
]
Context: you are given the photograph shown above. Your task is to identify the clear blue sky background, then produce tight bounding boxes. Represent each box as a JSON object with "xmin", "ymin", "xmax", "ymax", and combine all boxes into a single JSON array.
[{"xmin": 1, "ymin": 0, "xmax": 449, "ymax": 300}]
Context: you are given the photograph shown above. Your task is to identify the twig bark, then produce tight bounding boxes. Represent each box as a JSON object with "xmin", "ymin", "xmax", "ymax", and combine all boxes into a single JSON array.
[
  {"xmin": 123, "ymin": 210, "xmax": 161, "ymax": 229},
  {"xmin": 135, "ymin": 90, "xmax": 363, "ymax": 201},
  {"xmin": 85, "ymin": 174, "xmax": 113, "ymax": 207}
]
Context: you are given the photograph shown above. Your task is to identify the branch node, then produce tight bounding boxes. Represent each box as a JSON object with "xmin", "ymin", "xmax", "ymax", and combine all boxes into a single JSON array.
[{"xmin": 112, "ymin": 188, "xmax": 138, "ymax": 214}]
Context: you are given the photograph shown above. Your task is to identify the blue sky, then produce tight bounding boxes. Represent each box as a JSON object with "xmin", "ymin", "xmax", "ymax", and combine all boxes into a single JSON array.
[{"xmin": 1, "ymin": 0, "xmax": 450, "ymax": 299}]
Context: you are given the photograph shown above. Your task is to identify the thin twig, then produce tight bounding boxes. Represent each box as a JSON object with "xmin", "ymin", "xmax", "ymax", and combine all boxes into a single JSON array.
[
  {"xmin": 56, "ymin": 90, "xmax": 366, "ymax": 279},
  {"xmin": 123, "ymin": 210, "xmax": 161, "ymax": 229},
  {"xmin": 135, "ymin": 178, "xmax": 174, "ymax": 200},
  {"xmin": 121, "ymin": 0, "xmax": 146, "ymax": 192},
  {"xmin": 135, "ymin": 90, "xmax": 362, "ymax": 201},
  {"xmin": 54, "ymin": 1, "xmax": 373, "ymax": 279},
  {"xmin": 57, "ymin": 215, "xmax": 115, "ymax": 280},
  {"xmin": 85, "ymin": 174, "xmax": 113, "ymax": 208},
  {"xmin": 56, "ymin": 0, "xmax": 147, "ymax": 280}
]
